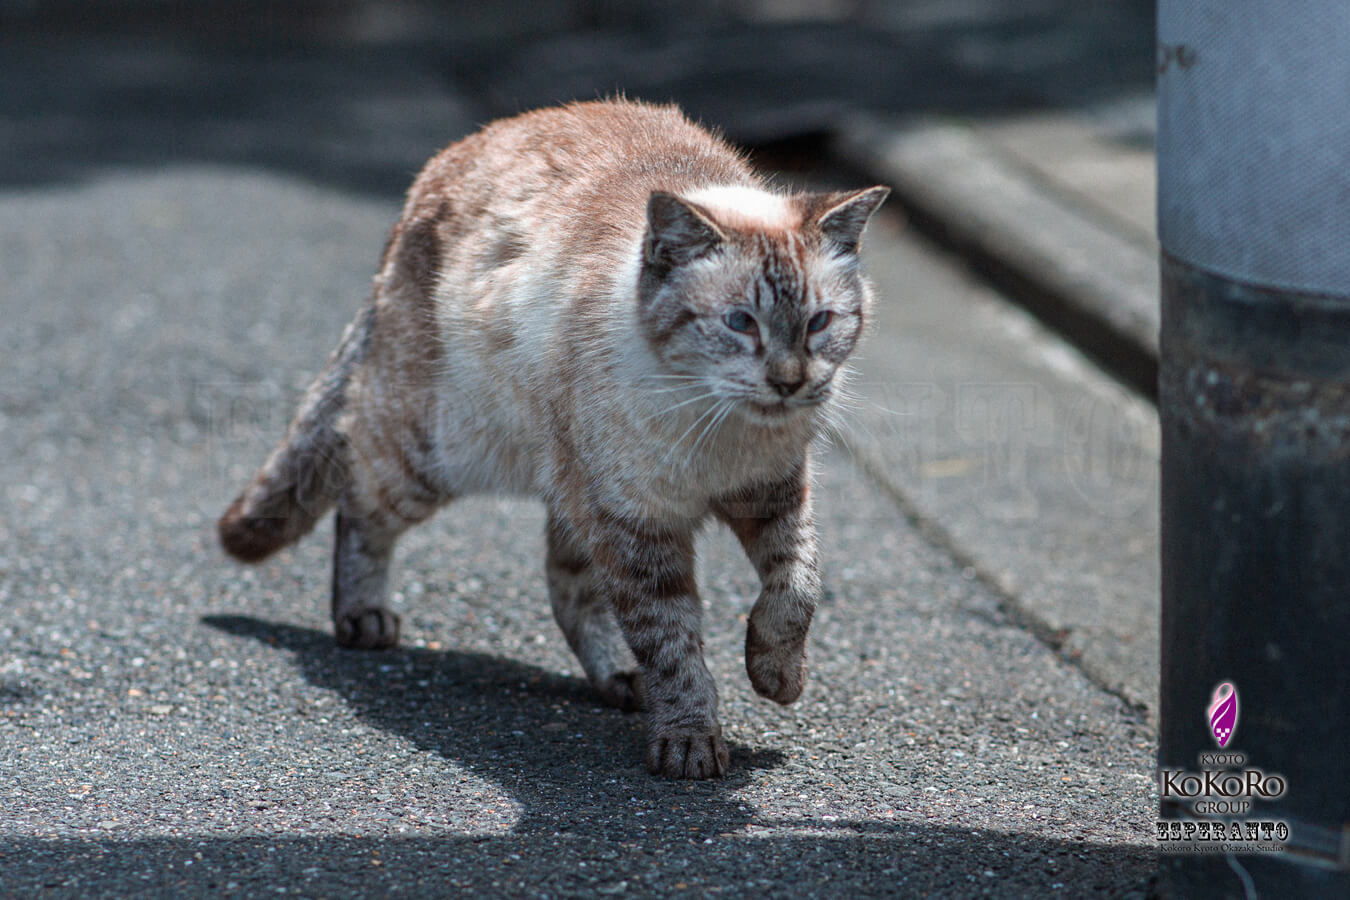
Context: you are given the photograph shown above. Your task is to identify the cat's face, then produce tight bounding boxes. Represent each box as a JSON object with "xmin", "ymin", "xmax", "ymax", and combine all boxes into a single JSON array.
[{"xmin": 638, "ymin": 186, "xmax": 888, "ymax": 425}]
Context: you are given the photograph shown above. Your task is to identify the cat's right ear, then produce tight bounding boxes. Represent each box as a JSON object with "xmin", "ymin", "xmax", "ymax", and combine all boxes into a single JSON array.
[{"xmin": 644, "ymin": 192, "xmax": 725, "ymax": 275}]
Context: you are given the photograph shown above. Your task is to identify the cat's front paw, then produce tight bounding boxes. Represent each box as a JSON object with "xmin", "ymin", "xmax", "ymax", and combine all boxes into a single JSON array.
[
  {"xmin": 645, "ymin": 723, "xmax": 729, "ymax": 779},
  {"xmin": 335, "ymin": 608, "xmax": 401, "ymax": 650},
  {"xmin": 745, "ymin": 621, "xmax": 807, "ymax": 705},
  {"xmin": 594, "ymin": 671, "xmax": 644, "ymax": 712}
]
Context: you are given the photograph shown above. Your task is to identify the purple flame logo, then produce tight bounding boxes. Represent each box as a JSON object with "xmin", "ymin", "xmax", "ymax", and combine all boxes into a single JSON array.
[{"xmin": 1208, "ymin": 683, "xmax": 1238, "ymax": 748}]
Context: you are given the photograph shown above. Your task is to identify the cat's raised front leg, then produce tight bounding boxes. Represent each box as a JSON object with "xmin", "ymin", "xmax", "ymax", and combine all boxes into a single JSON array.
[
  {"xmin": 716, "ymin": 465, "xmax": 821, "ymax": 705},
  {"xmin": 591, "ymin": 508, "xmax": 728, "ymax": 779},
  {"xmin": 546, "ymin": 511, "xmax": 642, "ymax": 711}
]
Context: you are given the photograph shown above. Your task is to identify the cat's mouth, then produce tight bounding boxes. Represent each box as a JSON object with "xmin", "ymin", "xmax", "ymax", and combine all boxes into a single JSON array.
[{"xmin": 743, "ymin": 399, "xmax": 805, "ymax": 423}]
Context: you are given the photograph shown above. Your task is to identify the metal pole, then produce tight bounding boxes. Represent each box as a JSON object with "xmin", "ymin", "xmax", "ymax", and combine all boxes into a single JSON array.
[{"xmin": 1157, "ymin": 2, "xmax": 1350, "ymax": 894}]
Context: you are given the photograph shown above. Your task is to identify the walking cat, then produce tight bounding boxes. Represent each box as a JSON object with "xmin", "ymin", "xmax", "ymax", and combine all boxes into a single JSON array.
[{"xmin": 218, "ymin": 99, "xmax": 887, "ymax": 778}]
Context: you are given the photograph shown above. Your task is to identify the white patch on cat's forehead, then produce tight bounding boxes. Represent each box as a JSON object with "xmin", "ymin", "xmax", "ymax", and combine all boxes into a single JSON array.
[{"xmin": 684, "ymin": 185, "xmax": 791, "ymax": 228}]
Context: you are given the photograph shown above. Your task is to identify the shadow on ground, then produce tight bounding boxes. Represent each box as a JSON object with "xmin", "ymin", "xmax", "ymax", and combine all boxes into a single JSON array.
[
  {"xmin": 0, "ymin": 831, "xmax": 1156, "ymax": 897},
  {"xmin": 198, "ymin": 614, "xmax": 785, "ymax": 837},
  {"xmin": 0, "ymin": 615, "xmax": 1153, "ymax": 896}
]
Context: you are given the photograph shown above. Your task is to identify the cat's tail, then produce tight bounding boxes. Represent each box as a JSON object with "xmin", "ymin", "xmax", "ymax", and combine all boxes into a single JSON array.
[{"xmin": 217, "ymin": 307, "xmax": 373, "ymax": 562}]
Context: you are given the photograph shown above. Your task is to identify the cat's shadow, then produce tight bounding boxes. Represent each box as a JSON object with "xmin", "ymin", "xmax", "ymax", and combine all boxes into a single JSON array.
[{"xmin": 202, "ymin": 614, "xmax": 783, "ymax": 835}]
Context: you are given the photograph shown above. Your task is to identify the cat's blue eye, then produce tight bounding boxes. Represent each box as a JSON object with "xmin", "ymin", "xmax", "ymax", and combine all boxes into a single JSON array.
[
  {"xmin": 723, "ymin": 310, "xmax": 758, "ymax": 335},
  {"xmin": 807, "ymin": 310, "xmax": 834, "ymax": 334}
]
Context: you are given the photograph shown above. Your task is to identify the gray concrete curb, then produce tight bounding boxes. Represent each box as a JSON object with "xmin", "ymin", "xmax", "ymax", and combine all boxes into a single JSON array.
[{"xmin": 835, "ymin": 113, "xmax": 1160, "ymax": 399}]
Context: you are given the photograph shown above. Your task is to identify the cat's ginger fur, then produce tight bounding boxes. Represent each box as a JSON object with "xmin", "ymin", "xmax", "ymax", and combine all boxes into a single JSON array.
[{"xmin": 219, "ymin": 99, "xmax": 887, "ymax": 778}]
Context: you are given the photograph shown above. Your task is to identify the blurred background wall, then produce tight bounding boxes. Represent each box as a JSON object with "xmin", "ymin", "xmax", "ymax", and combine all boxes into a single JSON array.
[{"xmin": 2, "ymin": 0, "xmax": 1155, "ymax": 191}]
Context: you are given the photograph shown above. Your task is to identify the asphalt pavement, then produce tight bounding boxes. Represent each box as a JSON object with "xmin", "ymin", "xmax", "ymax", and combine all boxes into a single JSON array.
[{"xmin": 1, "ymin": 13, "xmax": 1160, "ymax": 899}]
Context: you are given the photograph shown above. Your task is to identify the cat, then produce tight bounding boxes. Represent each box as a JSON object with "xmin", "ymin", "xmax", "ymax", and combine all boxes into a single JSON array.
[{"xmin": 218, "ymin": 99, "xmax": 887, "ymax": 778}]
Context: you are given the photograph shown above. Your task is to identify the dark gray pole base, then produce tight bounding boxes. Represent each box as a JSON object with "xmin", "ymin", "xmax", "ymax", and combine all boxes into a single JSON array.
[{"xmin": 1159, "ymin": 254, "xmax": 1350, "ymax": 896}]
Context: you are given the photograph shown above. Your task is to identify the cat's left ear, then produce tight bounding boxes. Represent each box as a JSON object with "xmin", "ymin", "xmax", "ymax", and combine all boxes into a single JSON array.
[
  {"xmin": 812, "ymin": 186, "xmax": 890, "ymax": 255},
  {"xmin": 644, "ymin": 192, "xmax": 726, "ymax": 275}
]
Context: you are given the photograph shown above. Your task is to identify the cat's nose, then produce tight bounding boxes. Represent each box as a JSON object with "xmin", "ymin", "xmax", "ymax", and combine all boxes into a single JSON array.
[{"xmin": 766, "ymin": 373, "xmax": 806, "ymax": 397}]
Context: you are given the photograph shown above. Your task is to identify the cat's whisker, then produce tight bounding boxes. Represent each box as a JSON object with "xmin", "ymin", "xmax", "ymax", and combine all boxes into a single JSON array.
[
  {"xmin": 686, "ymin": 398, "xmax": 737, "ymax": 469},
  {"xmin": 830, "ymin": 366, "xmax": 913, "ymax": 418},
  {"xmin": 823, "ymin": 386, "xmax": 861, "ymax": 424},
  {"xmin": 657, "ymin": 395, "xmax": 729, "ymax": 472},
  {"xmin": 825, "ymin": 373, "xmax": 858, "ymax": 403},
  {"xmin": 685, "ymin": 402, "xmax": 739, "ymax": 472},
  {"xmin": 799, "ymin": 384, "xmax": 837, "ymax": 407},
  {"xmin": 643, "ymin": 383, "xmax": 713, "ymax": 397},
  {"xmin": 639, "ymin": 374, "xmax": 709, "ymax": 387},
  {"xmin": 854, "ymin": 395, "xmax": 909, "ymax": 417},
  {"xmin": 637, "ymin": 390, "xmax": 722, "ymax": 424},
  {"xmin": 821, "ymin": 402, "xmax": 853, "ymax": 436},
  {"xmin": 820, "ymin": 398, "xmax": 888, "ymax": 459},
  {"xmin": 814, "ymin": 418, "xmax": 843, "ymax": 452},
  {"xmin": 814, "ymin": 403, "xmax": 860, "ymax": 453},
  {"xmin": 639, "ymin": 375, "xmax": 715, "ymax": 404}
]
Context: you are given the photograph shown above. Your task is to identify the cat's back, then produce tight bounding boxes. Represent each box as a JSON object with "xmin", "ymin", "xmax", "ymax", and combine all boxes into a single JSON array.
[{"xmin": 399, "ymin": 100, "xmax": 758, "ymax": 277}]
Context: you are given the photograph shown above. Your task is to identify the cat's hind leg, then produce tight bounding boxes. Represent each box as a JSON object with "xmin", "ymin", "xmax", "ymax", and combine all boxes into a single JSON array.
[
  {"xmin": 332, "ymin": 507, "xmax": 402, "ymax": 649},
  {"xmin": 331, "ymin": 410, "xmax": 446, "ymax": 650},
  {"xmin": 546, "ymin": 511, "xmax": 642, "ymax": 711}
]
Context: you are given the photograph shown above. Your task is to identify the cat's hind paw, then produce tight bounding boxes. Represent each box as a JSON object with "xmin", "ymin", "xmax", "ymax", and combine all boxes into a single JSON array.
[
  {"xmin": 335, "ymin": 608, "xmax": 401, "ymax": 650},
  {"xmin": 646, "ymin": 725, "xmax": 729, "ymax": 779},
  {"xmin": 594, "ymin": 671, "xmax": 644, "ymax": 712}
]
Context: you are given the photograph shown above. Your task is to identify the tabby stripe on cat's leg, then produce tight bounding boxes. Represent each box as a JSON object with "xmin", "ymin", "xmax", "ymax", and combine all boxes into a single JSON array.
[
  {"xmin": 589, "ymin": 507, "xmax": 729, "ymax": 778},
  {"xmin": 716, "ymin": 468, "xmax": 821, "ymax": 706},
  {"xmin": 545, "ymin": 511, "xmax": 642, "ymax": 711}
]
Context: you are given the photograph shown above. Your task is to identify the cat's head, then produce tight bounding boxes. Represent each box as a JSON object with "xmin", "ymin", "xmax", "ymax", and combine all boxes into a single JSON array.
[{"xmin": 637, "ymin": 183, "xmax": 889, "ymax": 425}]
